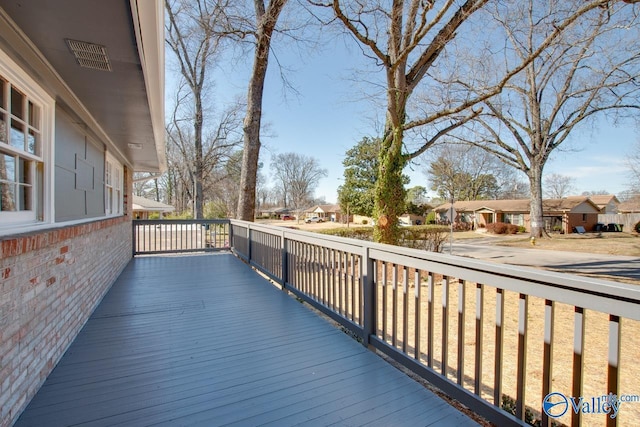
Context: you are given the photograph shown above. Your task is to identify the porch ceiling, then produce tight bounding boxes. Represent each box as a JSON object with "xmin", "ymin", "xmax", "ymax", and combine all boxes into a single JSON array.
[{"xmin": 0, "ymin": 0, "xmax": 165, "ymax": 172}]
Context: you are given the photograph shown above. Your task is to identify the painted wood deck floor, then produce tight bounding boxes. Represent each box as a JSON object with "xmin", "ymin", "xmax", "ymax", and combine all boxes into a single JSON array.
[{"xmin": 15, "ymin": 253, "xmax": 478, "ymax": 427}]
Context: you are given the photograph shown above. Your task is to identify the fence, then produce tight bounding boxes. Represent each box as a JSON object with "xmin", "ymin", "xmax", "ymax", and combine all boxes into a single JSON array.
[
  {"xmin": 598, "ymin": 213, "xmax": 640, "ymax": 232},
  {"xmin": 229, "ymin": 219, "xmax": 640, "ymax": 427}
]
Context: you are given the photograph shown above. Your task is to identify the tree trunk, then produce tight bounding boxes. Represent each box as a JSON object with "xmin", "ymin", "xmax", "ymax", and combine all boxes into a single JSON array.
[
  {"xmin": 237, "ymin": 0, "xmax": 287, "ymax": 221},
  {"xmin": 236, "ymin": 38, "xmax": 268, "ymax": 221},
  {"xmin": 528, "ymin": 164, "xmax": 544, "ymax": 238},
  {"xmin": 373, "ymin": 126, "xmax": 406, "ymax": 244},
  {"xmin": 374, "ymin": 64, "xmax": 408, "ymax": 245},
  {"xmin": 194, "ymin": 95, "xmax": 204, "ymax": 219}
]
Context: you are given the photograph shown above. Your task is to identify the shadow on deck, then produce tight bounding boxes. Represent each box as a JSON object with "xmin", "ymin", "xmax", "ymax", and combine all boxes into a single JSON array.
[{"xmin": 15, "ymin": 253, "xmax": 477, "ymax": 426}]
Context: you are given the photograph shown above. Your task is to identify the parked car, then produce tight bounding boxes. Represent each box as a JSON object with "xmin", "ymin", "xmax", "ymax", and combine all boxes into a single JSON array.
[
  {"xmin": 281, "ymin": 215, "xmax": 294, "ymax": 220},
  {"xmin": 305, "ymin": 216, "xmax": 323, "ymax": 223}
]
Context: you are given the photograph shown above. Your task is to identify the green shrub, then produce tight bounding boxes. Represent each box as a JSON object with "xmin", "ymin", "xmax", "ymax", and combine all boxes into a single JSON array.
[
  {"xmin": 398, "ymin": 225, "xmax": 449, "ymax": 252},
  {"xmin": 501, "ymin": 395, "xmax": 536, "ymax": 425},
  {"xmin": 425, "ymin": 211, "xmax": 437, "ymax": 224},
  {"xmin": 165, "ymin": 211, "xmax": 193, "ymax": 220},
  {"xmin": 635, "ymin": 221, "xmax": 640, "ymax": 233},
  {"xmin": 319, "ymin": 228, "xmax": 373, "ymax": 241}
]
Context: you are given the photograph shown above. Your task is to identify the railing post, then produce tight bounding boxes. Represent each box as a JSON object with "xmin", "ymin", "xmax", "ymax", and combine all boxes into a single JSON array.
[
  {"xmin": 361, "ymin": 245, "xmax": 375, "ymax": 349},
  {"xmin": 247, "ymin": 224, "xmax": 252, "ymax": 262},
  {"xmin": 280, "ymin": 230, "xmax": 288, "ymax": 291},
  {"xmin": 516, "ymin": 293, "xmax": 528, "ymax": 421},
  {"xmin": 131, "ymin": 220, "xmax": 136, "ymax": 257},
  {"xmin": 572, "ymin": 306, "xmax": 585, "ymax": 427},
  {"xmin": 607, "ymin": 315, "xmax": 621, "ymax": 427}
]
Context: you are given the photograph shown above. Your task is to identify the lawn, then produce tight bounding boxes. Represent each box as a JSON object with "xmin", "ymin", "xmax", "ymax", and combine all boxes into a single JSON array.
[{"xmin": 494, "ymin": 232, "xmax": 640, "ymax": 257}]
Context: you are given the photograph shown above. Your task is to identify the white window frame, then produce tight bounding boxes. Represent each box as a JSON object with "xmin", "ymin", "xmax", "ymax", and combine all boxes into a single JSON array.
[
  {"xmin": 504, "ymin": 213, "xmax": 524, "ymax": 226},
  {"xmin": 105, "ymin": 152, "xmax": 123, "ymax": 216},
  {"xmin": 0, "ymin": 48, "xmax": 54, "ymax": 231}
]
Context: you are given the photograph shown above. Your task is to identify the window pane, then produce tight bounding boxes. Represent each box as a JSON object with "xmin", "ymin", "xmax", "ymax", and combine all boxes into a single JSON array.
[
  {"xmin": 28, "ymin": 101, "xmax": 40, "ymax": 129},
  {"xmin": 1, "ymin": 153, "xmax": 15, "ymax": 181},
  {"xmin": 0, "ymin": 182, "xmax": 16, "ymax": 211},
  {"xmin": 106, "ymin": 187, "xmax": 112, "ymax": 213},
  {"xmin": 0, "ymin": 117, "xmax": 7, "ymax": 144},
  {"xmin": 18, "ymin": 158, "xmax": 31, "ymax": 184},
  {"xmin": 11, "ymin": 87, "xmax": 24, "ymax": 120},
  {"xmin": 27, "ymin": 129, "xmax": 38, "ymax": 155},
  {"xmin": 0, "ymin": 78, "xmax": 5, "ymax": 110},
  {"xmin": 10, "ymin": 120, "xmax": 25, "ymax": 151},
  {"xmin": 18, "ymin": 183, "xmax": 31, "ymax": 211}
]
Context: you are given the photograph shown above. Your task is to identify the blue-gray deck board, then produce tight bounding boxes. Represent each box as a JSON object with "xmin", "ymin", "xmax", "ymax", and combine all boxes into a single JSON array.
[{"xmin": 15, "ymin": 253, "xmax": 478, "ymax": 427}]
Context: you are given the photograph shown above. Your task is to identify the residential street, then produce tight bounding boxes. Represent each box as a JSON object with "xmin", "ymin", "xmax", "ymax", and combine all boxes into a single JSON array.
[{"xmin": 448, "ymin": 240, "xmax": 640, "ymax": 282}]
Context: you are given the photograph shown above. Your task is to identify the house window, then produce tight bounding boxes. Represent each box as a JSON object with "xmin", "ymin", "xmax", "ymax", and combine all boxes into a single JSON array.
[
  {"xmin": 0, "ymin": 57, "xmax": 52, "ymax": 229},
  {"xmin": 504, "ymin": 213, "xmax": 524, "ymax": 226},
  {"xmin": 582, "ymin": 213, "xmax": 587, "ymax": 222},
  {"xmin": 105, "ymin": 153, "xmax": 123, "ymax": 216}
]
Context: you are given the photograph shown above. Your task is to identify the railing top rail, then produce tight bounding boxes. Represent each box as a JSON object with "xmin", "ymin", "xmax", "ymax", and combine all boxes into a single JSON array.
[
  {"xmin": 229, "ymin": 219, "xmax": 640, "ymax": 319},
  {"xmin": 231, "ymin": 219, "xmax": 365, "ymax": 253},
  {"xmin": 133, "ymin": 219, "xmax": 229, "ymax": 225}
]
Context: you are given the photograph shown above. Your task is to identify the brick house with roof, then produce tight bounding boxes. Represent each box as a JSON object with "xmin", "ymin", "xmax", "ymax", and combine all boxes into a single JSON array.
[{"xmin": 434, "ymin": 196, "xmax": 601, "ymax": 233}]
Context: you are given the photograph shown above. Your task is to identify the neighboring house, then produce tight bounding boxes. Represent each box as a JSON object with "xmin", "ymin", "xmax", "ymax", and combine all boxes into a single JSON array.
[
  {"xmin": 0, "ymin": 2, "xmax": 164, "ymax": 425},
  {"xmin": 258, "ymin": 207, "xmax": 296, "ymax": 220},
  {"xmin": 588, "ymin": 194, "xmax": 620, "ymax": 214},
  {"xmin": 434, "ymin": 197, "xmax": 600, "ymax": 233},
  {"xmin": 305, "ymin": 204, "xmax": 345, "ymax": 222},
  {"xmin": 132, "ymin": 195, "xmax": 175, "ymax": 219},
  {"xmin": 618, "ymin": 198, "xmax": 640, "ymax": 214},
  {"xmin": 398, "ymin": 213, "xmax": 426, "ymax": 226},
  {"xmin": 353, "ymin": 214, "xmax": 374, "ymax": 225}
]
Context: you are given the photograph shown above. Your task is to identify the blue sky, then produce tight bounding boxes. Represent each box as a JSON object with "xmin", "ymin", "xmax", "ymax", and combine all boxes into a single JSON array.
[
  {"xmin": 188, "ymin": 30, "xmax": 639, "ymax": 204},
  {"xmin": 259, "ymin": 51, "xmax": 637, "ymax": 202}
]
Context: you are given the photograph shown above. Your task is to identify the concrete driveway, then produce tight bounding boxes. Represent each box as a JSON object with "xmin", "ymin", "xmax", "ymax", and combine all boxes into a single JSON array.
[{"xmin": 448, "ymin": 241, "xmax": 640, "ymax": 282}]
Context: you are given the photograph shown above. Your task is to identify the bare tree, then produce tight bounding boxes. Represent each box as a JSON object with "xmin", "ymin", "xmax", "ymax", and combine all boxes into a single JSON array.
[
  {"xmin": 270, "ymin": 152, "xmax": 327, "ymax": 218},
  {"xmin": 499, "ymin": 180, "xmax": 530, "ymax": 200},
  {"xmin": 132, "ymin": 173, "xmax": 163, "ymax": 201},
  {"xmin": 165, "ymin": 88, "xmax": 243, "ymax": 217},
  {"xmin": 165, "ymin": 0, "xmax": 244, "ymax": 218},
  {"xmin": 544, "ymin": 173, "xmax": 576, "ymax": 199},
  {"xmin": 236, "ymin": 0, "xmax": 289, "ymax": 221},
  {"xmin": 425, "ymin": 144, "xmax": 505, "ymax": 201},
  {"xmin": 629, "ymin": 139, "xmax": 640, "ymax": 192},
  {"xmin": 461, "ymin": 0, "xmax": 640, "ymax": 237},
  {"xmin": 313, "ymin": 0, "xmax": 613, "ymax": 244}
]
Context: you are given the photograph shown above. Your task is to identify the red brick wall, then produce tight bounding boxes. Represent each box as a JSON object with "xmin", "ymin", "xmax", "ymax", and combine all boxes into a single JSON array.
[
  {"xmin": 567, "ymin": 213, "xmax": 598, "ymax": 233},
  {"xmin": 0, "ymin": 165, "xmax": 134, "ymax": 426},
  {"xmin": 0, "ymin": 217, "xmax": 132, "ymax": 426}
]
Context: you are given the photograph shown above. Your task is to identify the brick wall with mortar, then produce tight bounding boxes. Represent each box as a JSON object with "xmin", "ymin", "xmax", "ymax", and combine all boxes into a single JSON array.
[{"xmin": 0, "ymin": 168, "xmax": 133, "ymax": 427}]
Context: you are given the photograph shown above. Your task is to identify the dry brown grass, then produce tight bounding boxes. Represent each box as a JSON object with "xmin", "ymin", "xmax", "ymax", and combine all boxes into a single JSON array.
[
  {"xmin": 269, "ymin": 221, "xmax": 640, "ymax": 424},
  {"xmin": 283, "ymin": 237, "xmax": 640, "ymax": 426},
  {"xmin": 496, "ymin": 232, "xmax": 640, "ymax": 257},
  {"xmin": 375, "ymin": 274, "xmax": 640, "ymax": 427}
]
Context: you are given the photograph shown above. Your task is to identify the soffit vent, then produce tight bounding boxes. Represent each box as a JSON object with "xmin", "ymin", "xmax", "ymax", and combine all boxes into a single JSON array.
[{"xmin": 66, "ymin": 39, "xmax": 112, "ymax": 72}]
